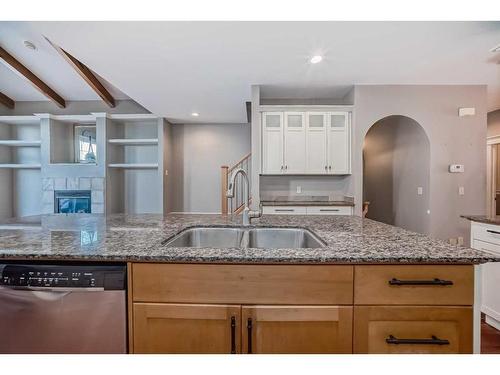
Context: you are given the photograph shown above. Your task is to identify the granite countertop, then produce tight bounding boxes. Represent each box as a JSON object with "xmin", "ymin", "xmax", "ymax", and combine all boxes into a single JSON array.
[
  {"xmin": 461, "ymin": 215, "xmax": 500, "ymax": 226},
  {"xmin": 0, "ymin": 214, "xmax": 497, "ymax": 264}
]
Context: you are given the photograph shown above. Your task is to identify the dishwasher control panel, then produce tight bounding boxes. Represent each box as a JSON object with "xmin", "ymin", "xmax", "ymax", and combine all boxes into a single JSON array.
[{"xmin": 0, "ymin": 264, "xmax": 126, "ymax": 290}]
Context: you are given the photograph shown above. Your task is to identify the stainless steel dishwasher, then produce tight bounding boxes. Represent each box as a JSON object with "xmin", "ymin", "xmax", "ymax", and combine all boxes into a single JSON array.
[{"xmin": 0, "ymin": 263, "xmax": 127, "ymax": 354}]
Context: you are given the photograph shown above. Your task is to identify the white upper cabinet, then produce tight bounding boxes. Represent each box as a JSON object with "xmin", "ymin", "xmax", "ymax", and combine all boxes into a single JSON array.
[
  {"xmin": 327, "ymin": 112, "xmax": 351, "ymax": 174},
  {"xmin": 261, "ymin": 110, "xmax": 351, "ymax": 175},
  {"xmin": 306, "ymin": 112, "xmax": 328, "ymax": 174},
  {"xmin": 284, "ymin": 112, "xmax": 306, "ymax": 174},
  {"xmin": 262, "ymin": 112, "xmax": 284, "ymax": 174}
]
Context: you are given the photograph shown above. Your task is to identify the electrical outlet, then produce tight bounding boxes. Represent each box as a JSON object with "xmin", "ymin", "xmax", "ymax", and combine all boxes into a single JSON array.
[
  {"xmin": 417, "ymin": 187, "xmax": 423, "ymax": 195},
  {"xmin": 459, "ymin": 186, "xmax": 465, "ymax": 195},
  {"xmin": 296, "ymin": 186, "xmax": 302, "ymax": 194},
  {"xmin": 457, "ymin": 237, "xmax": 464, "ymax": 246},
  {"xmin": 449, "ymin": 238, "xmax": 457, "ymax": 246}
]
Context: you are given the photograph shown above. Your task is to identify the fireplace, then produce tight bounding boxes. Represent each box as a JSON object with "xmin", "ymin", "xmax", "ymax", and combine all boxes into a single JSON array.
[{"xmin": 54, "ymin": 190, "xmax": 91, "ymax": 213}]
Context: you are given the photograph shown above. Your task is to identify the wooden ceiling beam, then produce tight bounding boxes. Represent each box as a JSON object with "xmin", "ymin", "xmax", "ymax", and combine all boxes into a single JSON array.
[
  {"xmin": 0, "ymin": 91, "xmax": 15, "ymax": 109},
  {"xmin": 46, "ymin": 38, "xmax": 116, "ymax": 108},
  {"xmin": 0, "ymin": 46, "xmax": 66, "ymax": 108}
]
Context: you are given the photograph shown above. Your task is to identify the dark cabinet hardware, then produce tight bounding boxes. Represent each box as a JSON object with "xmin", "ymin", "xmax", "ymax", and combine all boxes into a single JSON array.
[
  {"xmin": 275, "ymin": 209, "xmax": 294, "ymax": 212},
  {"xmin": 487, "ymin": 229, "xmax": 500, "ymax": 235},
  {"xmin": 388, "ymin": 278, "xmax": 453, "ymax": 286},
  {"xmin": 247, "ymin": 318, "xmax": 253, "ymax": 354},
  {"xmin": 319, "ymin": 209, "xmax": 340, "ymax": 212},
  {"xmin": 230, "ymin": 316, "xmax": 236, "ymax": 354},
  {"xmin": 386, "ymin": 335, "xmax": 450, "ymax": 346},
  {"xmin": 328, "ymin": 166, "xmax": 332, "ymax": 170}
]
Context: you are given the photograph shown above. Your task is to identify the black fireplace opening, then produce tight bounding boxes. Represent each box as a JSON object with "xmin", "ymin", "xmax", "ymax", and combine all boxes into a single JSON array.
[{"xmin": 54, "ymin": 190, "xmax": 91, "ymax": 213}]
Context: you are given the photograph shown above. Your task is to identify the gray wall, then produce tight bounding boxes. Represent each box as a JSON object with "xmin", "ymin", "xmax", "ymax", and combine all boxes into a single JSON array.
[
  {"xmin": 172, "ymin": 123, "xmax": 251, "ymax": 213},
  {"xmin": 0, "ymin": 100, "xmax": 149, "ymax": 116},
  {"xmin": 488, "ymin": 110, "xmax": 500, "ymax": 137},
  {"xmin": 363, "ymin": 115, "xmax": 430, "ymax": 234},
  {"xmin": 354, "ymin": 85, "xmax": 488, "ymax": 244}
]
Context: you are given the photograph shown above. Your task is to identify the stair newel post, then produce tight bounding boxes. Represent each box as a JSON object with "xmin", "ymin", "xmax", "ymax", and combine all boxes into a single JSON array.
[{"xmin": 221, "ymin": 165, "xmax": 229, "ymax": 215}]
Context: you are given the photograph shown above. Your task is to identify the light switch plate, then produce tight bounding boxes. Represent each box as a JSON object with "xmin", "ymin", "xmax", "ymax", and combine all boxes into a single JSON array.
[
  {"xmin": 417, "ymin": 187, "xmax": 423, "ymax": 195},
  {"xmin": 296, "ymin": 186, "xmax": 302, "ymax": 194},
  {"xmin": 459, "ymin": 186, "xmax": 465, "ymax": 195}
]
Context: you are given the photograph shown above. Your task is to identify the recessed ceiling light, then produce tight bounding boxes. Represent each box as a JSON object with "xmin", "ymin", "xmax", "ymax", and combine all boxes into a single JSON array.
[
  {"xmin": 23, "ymin": 40, "xmax": 37, "ymax": 51},
  {"xmin": 191, "ymin": 112, "xmax": 199, "ymax": 117},
  {"xmin": 310, "ymin": 55, "xmax": 323, "ymax": 64},
  {"xmin": 491, "ymin": 43, "xmax": 500, "ymax": 53}
]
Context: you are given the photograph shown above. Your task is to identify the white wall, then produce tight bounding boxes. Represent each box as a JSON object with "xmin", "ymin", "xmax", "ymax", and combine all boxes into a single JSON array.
[
  {"xmin": 363, "ymin": 115, "xmax": 430, "ymax": 234},
  {"xmin": 172, "ymin": 123, "xmax": 251, "ymax": 213},
  {"xmin": 354, "ymin": 85, "xmax": 487, "ymax": 244}
]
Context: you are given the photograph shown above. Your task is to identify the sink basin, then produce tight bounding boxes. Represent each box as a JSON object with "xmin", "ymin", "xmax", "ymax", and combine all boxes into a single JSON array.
[{"xmin": 163, "ymin": 227, "xmax": 325, "ymax": 249}]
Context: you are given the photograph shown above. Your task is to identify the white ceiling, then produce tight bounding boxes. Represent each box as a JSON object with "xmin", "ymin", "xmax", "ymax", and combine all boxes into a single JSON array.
[
  {"xmin": 0, "ymin": 22, "xmax": 128, "ymax": 103},
  {"xmin": 1, "ymin": 21, "xmax": 500, "ymax": 123}
]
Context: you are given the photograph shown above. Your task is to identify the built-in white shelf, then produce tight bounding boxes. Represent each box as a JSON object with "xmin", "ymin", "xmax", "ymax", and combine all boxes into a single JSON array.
[
  {"xmin": 0, "ymin": 140, "xmax": 41, "ymax": 147},
  {"xmin": 0, "ymin": 116, "xmax": 40, "ymax": 125},
  {"xmin": 107, "ymin": 163, "xmax": 158, "ymax": 169},
  {"xmin": 106, "ymin": 114, "xmax": 158, "ymax": 122},
  {"xmin": 0, "ymin": 164, "xmax": 42, "ymax": 169},
  {"xmin": 108, "ymin": 138, "xmax": 158, "ymax": 145}
]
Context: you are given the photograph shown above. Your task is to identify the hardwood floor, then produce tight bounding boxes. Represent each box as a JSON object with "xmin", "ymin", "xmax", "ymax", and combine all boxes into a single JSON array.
[{"xmin": 481, "ymin": 314, "xmax": 500, "ymax": 354}]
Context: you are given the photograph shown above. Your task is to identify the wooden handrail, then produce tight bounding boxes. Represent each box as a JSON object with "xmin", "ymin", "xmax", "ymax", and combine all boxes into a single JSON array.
[{"xmin": 228, "ymin": 152, "xmax": 251, "ymax": 173}]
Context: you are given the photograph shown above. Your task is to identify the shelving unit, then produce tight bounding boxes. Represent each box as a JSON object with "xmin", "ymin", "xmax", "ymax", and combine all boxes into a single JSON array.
[
  {"xmin": 108, "ymin": 138, "xmax": 158, "ymax": 145},
  {"xmin": 106, "ymin": 114, "xmax": 167, "ymax": 214},
  {"xmin": 0, "ymin": 116, "xmax": 42, "ymax": 218},
  {"xmin": 108, "ymin": 163, "xmax": 159, "ymax": 169}
]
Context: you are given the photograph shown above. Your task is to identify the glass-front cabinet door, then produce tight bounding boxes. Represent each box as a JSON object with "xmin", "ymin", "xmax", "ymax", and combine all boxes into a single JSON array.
[
  {"xmin": 306, "ymin": 112, "xmax": 328, "ymax": 174},
  {"xmin": 262, "ymin": 112, "xmax": 284, "ymax": 174},
  {"xmin": 327, "ymin": 112, "xmax": 350, "ymax": 174},
  {"xmin": 283, "ymin": 112, "xmax": 306, "ymax": 174}
]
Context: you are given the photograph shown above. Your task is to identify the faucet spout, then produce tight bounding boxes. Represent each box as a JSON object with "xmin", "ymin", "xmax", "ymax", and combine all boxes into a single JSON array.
[{"xmin": 225, "ymin": 168, "xmax": 261, "ymax": 225}]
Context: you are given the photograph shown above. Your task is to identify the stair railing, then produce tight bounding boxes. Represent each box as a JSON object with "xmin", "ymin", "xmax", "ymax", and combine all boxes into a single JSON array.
[{"xmin": 221, "ymin": 153, "xmax": 251, "ymax": 215}]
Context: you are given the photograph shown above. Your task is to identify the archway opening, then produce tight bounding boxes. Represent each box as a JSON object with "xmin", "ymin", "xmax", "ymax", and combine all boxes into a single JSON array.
[{"xmin": 363, "ymin": 115, "xmax": 430, "ymax": 235}]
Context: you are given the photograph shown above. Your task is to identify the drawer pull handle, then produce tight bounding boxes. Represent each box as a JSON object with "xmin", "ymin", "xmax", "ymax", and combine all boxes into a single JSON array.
[
  {"xmin": 386, "ymin": 335, "xmax": 450, "ymax": 346},
  {"xmin": 230, "ymin": 316, "xmax": 236, "ymax": 354},
  {"xmin": 389, "ymin": 278, "xmax": 453, "ymax": 286},
  {"xmin": 487, "ymin": 229, "xmax": 500, "ymax": 235},
  {"xmin": 275, "ymin": 209, "xmax": 294, "ymax": 212},
  {"xmin": 319, "ymin": 209, "xmax": 340, "ymax": 212},
  {"xmin": 247, "ymin": 318, "xmax": 253, "ymax": 354}
]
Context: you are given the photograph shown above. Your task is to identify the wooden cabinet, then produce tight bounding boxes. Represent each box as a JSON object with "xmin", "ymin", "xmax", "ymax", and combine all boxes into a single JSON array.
[
  {"xmin": 261, "ymin": 110, "xmax": 351, "ymax": 175},
  {"xmin": 353, "ymin": 306, "xmax": 473, "ymax": 354},
  {"xmin": 262, "ymin": 112, "xmax": 283, "ymax": 174},
  {"xmin": 242, "ymin": 306, "xmax": 353, "ymax": 354},
  {"xmin": 327, "ymin": 112, "xmax": 350, "ymax": 174},
  {"xmin": 284, "ymin": 112, "xmax": 306, "ymax": 174},
  {"xmin": 129, "ymin": 263, "xmax": 474, "ymax": 354},
  {"xmin": 133, "ymin": 303, "xmax": 241, "ymax": 354}
]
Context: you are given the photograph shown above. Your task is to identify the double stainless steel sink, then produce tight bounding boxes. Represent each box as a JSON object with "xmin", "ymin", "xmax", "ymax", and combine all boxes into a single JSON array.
[{"xmin": 163, "ymin": 227, "xmax": 325, "ymax": 249}]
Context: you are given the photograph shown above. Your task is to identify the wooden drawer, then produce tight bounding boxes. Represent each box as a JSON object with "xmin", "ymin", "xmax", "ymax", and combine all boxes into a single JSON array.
[
  {"xmin": 262, "ymin": 206, "xmax": 307, "ymax": 215},
  {"xmin": 354, "ymin": 265, "xmax": 473, "ymax": 305},
  {"xmin": 132, "ymin": 263, "xmax": 354, "ymax": 305},
  {"xmin": 306, "ymin": 206, "xmax": 353, "ymax": 215},
  {"xmin": 471, "ymin": 221, "xmax": 500, "ymax": 246},
  {"xmin": 353, "ymin": 306, "xmax": 473, "ymax": 354}
]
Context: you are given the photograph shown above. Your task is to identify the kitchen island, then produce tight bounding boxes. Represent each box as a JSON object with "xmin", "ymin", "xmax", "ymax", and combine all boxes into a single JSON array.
[{"xmin": 1, "ymin": 214, "xmax": 499, "ymax": 354}]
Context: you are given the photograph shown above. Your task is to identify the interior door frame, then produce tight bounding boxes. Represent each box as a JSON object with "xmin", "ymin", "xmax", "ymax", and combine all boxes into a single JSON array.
[{"xmin": 486, "ymin": 136, "xmax": 500, "ymax": 217}]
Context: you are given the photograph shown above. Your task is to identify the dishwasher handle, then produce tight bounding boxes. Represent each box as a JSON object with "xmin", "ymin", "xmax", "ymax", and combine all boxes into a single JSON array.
[{"xmin": 0, "ymin": 285, "xmax": 105, "ymax": 292}]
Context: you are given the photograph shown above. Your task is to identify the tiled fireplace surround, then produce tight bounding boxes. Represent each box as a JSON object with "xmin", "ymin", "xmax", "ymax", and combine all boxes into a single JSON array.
[{"xmin": 42, "ymin": 177, "xmax": 105, "ymax": 214}]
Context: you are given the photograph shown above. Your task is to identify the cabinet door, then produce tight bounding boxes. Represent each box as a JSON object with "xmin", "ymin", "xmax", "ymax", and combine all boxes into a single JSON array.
[
  {"xmin": 284, "ymin": 112, "xmax": 306, "ymax": 174},
  {"xmin": 353, "ymin": 306, "xmax": 472, "ymax": 354},
  {"xmin": 327, "ymin": 112, "xmax": 351, "ymax": 174},
  {"xmin": 242, "ymin": 306, "xmax": 353, "ymax": 354},
  {"xmin": 262, "ymin": 112, "xmax": 283, "ymax": 174},
  {"xmin": 306, "ymin": 112, "xmax": 328, "ymax": 174},
  {"xmin": 133, "ymin": 303, "xmax": 241, "ymax": 354}
]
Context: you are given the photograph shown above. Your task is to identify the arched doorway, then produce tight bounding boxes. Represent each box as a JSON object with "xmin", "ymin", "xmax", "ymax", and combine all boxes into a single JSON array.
[{"xmin": 363, "ymin": 115, "xmax": 430, "ymax": 235}]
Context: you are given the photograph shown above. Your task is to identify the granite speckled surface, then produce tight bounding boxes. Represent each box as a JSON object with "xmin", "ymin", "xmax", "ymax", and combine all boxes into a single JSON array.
[
  {"xmin": 461, "ymin": 215, "xmax": 500, "ymax": 226},
  {"xmin": 0, "ymin": 214, "xmax": 498, "ymax": 264}
]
